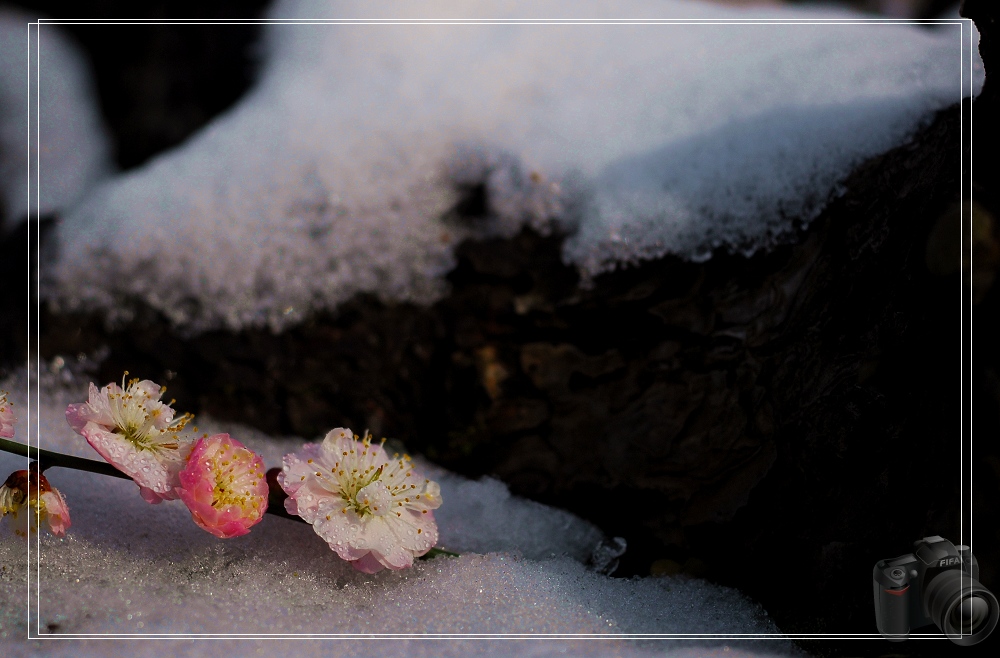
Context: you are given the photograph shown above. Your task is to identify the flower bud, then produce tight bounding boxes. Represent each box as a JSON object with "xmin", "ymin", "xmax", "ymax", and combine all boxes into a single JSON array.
[{"xmin": 0, "ymin": 464, "xmax": 71, "ymax": 537}]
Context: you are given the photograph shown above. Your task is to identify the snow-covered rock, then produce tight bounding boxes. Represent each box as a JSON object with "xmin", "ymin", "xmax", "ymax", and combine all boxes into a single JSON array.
[{"xmin": 41, "ymin": 1, "xmax": 982, "ymax": 333}]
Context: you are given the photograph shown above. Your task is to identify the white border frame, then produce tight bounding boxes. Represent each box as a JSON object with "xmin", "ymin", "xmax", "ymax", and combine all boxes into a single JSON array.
[{"xmin": 22, "ymin": 13, "xmax": 977, "ymax": 646}]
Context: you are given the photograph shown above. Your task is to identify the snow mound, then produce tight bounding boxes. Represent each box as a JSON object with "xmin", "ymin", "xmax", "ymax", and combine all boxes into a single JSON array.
[
  {"xmin": 0, "ymin": 372, "xmax": 799, "ymax": 656},
  {"xmin": 44, "ymin": 0, "xmax": 982, "ymax": 330}
]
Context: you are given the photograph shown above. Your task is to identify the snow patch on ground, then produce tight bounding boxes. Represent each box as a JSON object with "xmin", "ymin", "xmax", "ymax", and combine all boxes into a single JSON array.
[
  {"xmin": 0, "ymin": 371, "xmax": 799, "ymax": 656},
  {"xmin": 39, "ymin": 0, "xmax": 982, "ymax": 331}
]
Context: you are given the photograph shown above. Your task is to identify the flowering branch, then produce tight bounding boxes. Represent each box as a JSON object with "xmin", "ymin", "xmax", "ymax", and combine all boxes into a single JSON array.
[
  {"xmin": 1, "ymin": 378, "xmax": 457, "ymax": 565},
  {"xmin": 0, "ymin": 436, "xmax": 295, "ymax": 521},
  {"xmin": 1, "ymin": 435, "xmax": 457, "ymax": 558}
]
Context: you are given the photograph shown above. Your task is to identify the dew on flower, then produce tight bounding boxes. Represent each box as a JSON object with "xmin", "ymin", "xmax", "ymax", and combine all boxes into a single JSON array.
[
  {"xmin": 176, "ymin": 433, "xmax": 268, "ymax": 539},
  {"xmin": 65, "ymin": 372, "xmax": 195, "ymax": 503},
  {"xmin": 278, "ymin": 427, "xmax": 442, "ymax": 572}
]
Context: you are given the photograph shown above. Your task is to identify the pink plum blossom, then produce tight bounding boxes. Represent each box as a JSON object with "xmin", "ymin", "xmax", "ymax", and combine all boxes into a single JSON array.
[
  {"xmin": 66, "ymin": 373, "xmax": 194, "ymax": 503},
  {"xmin": 0, "ymin": 390, "xmax": 14, "ymax": 439},
  {"xmin": 0, "ymin": 465, "xmax": 71, "ymax": 537},
  {"xmin": 177, "ymin": 433, "xmax": 268, "ymax": 538},
  {"xmin": 279, "ymin": 428, "xmax": 442, "ymax": 573}
]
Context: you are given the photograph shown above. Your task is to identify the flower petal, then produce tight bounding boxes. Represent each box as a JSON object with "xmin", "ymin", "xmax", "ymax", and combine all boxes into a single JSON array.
[
  {"xmin": 39, "ymin": 490, "xmax": 70, "ymax": 536},
  {"xmin": 313, "ymin": 500, "xmax": 368, "ymax": 561},
  {"xmin": 351, "ymin": 552, "xmax": 385, "ymax": 574},
  {"xmin": 82, "ymin": 424, "xmax": 179, "ymax": 499},
  {"xmin": 277, "ymin": 442, "xmax": 324, "ymax": 499}
]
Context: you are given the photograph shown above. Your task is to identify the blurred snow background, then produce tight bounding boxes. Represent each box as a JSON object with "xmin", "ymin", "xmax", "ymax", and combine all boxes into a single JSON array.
[
  {"xmin": 0, "ymin": 370, "xmax": 801, "ymax": 656},
  {"xmin": 0, "ymin": 0, "xmax": 978, "ymax": 332},
  {"xmin": 0, "ymin": 7, "xmax": 113, "ymax": 224}
]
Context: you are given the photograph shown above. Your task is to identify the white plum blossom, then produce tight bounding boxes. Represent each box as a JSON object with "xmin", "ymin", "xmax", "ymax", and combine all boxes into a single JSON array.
[
  {"xmin": 279, "ymin": 428, "xmax": 442, "ymax": 573},
  {"xmin": 65, "ymin": 373, "xmax": 194, "ymax": 503}
]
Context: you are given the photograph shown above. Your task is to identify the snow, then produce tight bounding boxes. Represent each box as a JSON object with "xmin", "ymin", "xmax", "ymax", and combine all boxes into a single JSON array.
[
  {"xmin": 0, "ymin": 369, "xmax": 800, "ymax": 656},
  {"xmin": 38, "ymin": 0, "xmax": 982, "ymax": 331},
  {"xmin": 0, "ymin": 8, "xmax": 112, "ymax": 227}
]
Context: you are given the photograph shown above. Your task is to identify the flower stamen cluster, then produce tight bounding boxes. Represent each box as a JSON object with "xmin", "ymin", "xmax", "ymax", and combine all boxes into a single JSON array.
[
  {"xmin": 104, "ymin": 373, "xmax": 193, "ymax": 455},
  {"xmin": 66, "ymin": 372, "xmax": 194, "ymax": 503},
  {"xmin": 177, "ymin": 433, "xmax": 268, "ymax": 538}
]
